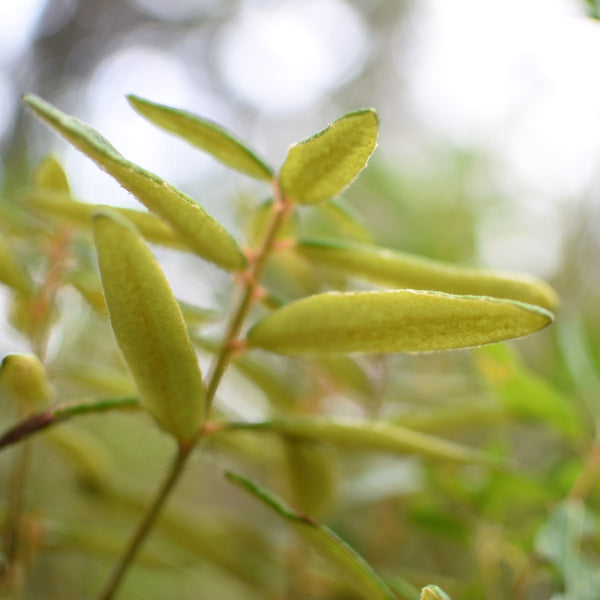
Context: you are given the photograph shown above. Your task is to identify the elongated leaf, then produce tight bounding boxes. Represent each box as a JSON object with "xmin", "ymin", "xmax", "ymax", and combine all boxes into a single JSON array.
[
  {"xmin": 224, "ymin": 418, "xmax": 500, "ymax": 466},
  {"xmin": 32, "ymin": 154, "xmax": 70, "ymax": 191},
  {"xmin": 420, "ymin": 585, "xmax": 453, "ymax": 600},
  {"xmin": 247, "ymin": 289, "xmax": 553, "ymax": 355},
  {"xmin": 313, "ymin": 200, "xmax": 373, "ymax": 242},
  {"xmin": 227, "ymin": 471, "xmax": 396, "ymax": 600},
  {"xmin": 0, "ymin": 234, "xmax": 33, "ymax": 294},
  {"xmin": 296, "ymin": 239, "xmax": 558, "ymax": 311},
  {"xmin": 93, "ymin": 211, "xmax": 205, "ymax": 443},
  {"xmin": 23, "ymin": 94, "xmax": 246, "ymax": 271},
  {"xmin": 0, "ymin": 353, "xmax": 53, "ymax": 406},
  {"xmin": 284, "ymin": 438, "xmax": 335, "ymax": 516},
  {"xmin": 26, "ymin": 191, "xmax": 186, "ymax": 249},
  {"xmin": 128, "ymin": 95, "xmax": 274, "ymax": 181},
  {"xmin": 279, "ymin": 109, "xmax": 379, "ymax": 204},
  {"xmin": 474, "ymin": 344, "xmax": 582, "ymax": 439}
]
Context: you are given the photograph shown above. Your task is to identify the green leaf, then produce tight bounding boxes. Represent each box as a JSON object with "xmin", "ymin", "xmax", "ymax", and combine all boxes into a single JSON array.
[
  {"xmin": 296, "ymin": 239, "xmax": 559, "ymax": 311},
  {"xmin": 314, "ymin": 199, "xmax": 373, "ymax": 242},
  {"xmin": 224, "ymin": 417, "xmax": 500, "ymax": 466},
  {"xmin": 284, "ymin": 438, "xmax": 335, "ymax": 516},
  {"xmin": 32, "ymin": 154, "xmax": 70, "ymax": 191},
  {"xmin": 420, "ymin": 585, "xmax": 453, "ymax": 600},
  {"xmin": 474, "ymin": 344, "xmax": 583, "ymax": 440},
  {"xmin": 23, "ymin": 94, "xmax": 246, "ymax": 271},
  {"xmin": 0, "ymin": 235, "xmax": 33, "ymax": 295},
  {"xmin": 93, "ymin": 211, "xmax": 205, "ymax": 443},
  {"xmin": 26, "ymin": 191, "xmax": 186, "ymax": 250},
  {"xmin": 247, "ymin": 289, "xmax": 553, "ymax": 355},
  {"xmin": 535, "ymin": 500, "xmax": 600, "ymax": 600},
  {"xmin": 279, "ymin": 109, "xmax": 379, "ymax": 204},
  {"xmin": 128, "ymin": 95, "xmax": 274, "ymax": 181},
  {"xmin": 226, "ymin": 471, "xmax": 397, "ymax": 600},
  {"xmin": 0, "ymin": 353, "xmax": 53, "ymax": 406}
]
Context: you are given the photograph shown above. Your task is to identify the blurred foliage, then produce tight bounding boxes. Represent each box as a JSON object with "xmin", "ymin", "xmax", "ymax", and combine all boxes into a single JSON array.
[{"xmin": 1, "ymin": 2, "xmax": 600, "ymax": 600}]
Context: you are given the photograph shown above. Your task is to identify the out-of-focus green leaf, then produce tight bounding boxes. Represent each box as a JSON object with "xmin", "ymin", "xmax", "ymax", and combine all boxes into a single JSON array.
[
  {"xmin": 93, "ymin": 211, "xmax": 205, "ymax": 443},
  {"xmin": 224, "ymin": 418, "xmax": 501, "ymax": 466},
  {"xmin": 295, "ymin": 239, "xmax": 559, "ymax": 311},
  {"xmin": 420, "ymin": 585, "xmax": 453, "ymax": 600},
  {"xmin": 31, "ymin": 154, "xmax": 70, "ymax": 191},
  {"xmin": 280, "ymin": 109, "xmax": 379, "ymax": 204},
  {"xmin": 46, "ymin": 423, "xmax": 114, "ymax": 487},
  {"xmin": 23, "ymin": 94, "xmax": 246, "ymax": 271},
  {"xmin": 0, "ymin": 353, "xmax": 53, "ymax": 406},
  {"xmin": 535, "ymin": 500, "xmax": 600, "ymax": 600},
  {"xmin": 284, "ymin": 438, "xmax": 335, "ymax": 516},
  {"xmin": 0, "ymin": 234, "xmax": 33, "ymax": 295},
  {"xmin": 474, "ymin": 344, "xmax": 583, "ymax": 440},
  {"xmin": 46, "ymin": 518, "xmax": 177, "ymax": 569},
  {"xmin": 226, "ymin": 471, "xmax": 396, "ymax": 600},
  {"xmin": 128, "ymin": 95, "xmax": 274, "ymax": 181},
  {"xmin": 311, "ymin": 200, "xmax": 373, "ymax": 242},
  {"xmin": 247, "ymin": 289, "xmax": 553, "ymax": 355},
  {"xmin": 67, "ymin": 268, "xmax": 217, "ymax": 328},
  {"xmin": 26, "ymin": 191, "xmax": 186, "ymax": 250}
]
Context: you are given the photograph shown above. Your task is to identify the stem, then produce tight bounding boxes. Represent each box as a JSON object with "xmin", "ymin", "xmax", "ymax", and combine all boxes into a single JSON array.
[
  {"xmin": 97, "ymin": 180, "xmax": 292, "ymax": 599},
  {"xmin": 205, "ymin": 182, "xmax": 292, "ymax": 410},
  {"xmin": 0, "ymin": 397, "xmax": 139, "ymax": 451},
  {"xmin": 97, "ymin": 446, "xmax": 191, "ymax": 600},
  {"xmin": 1, "ymin": 441, "xmax": 32, "ymax": 575},
  {"xmin": 568, "ymin": 431, "xmax": 600, "ymax": 502}
]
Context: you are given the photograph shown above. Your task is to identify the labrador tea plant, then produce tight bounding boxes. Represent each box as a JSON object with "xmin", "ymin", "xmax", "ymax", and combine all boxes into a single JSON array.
[{"xmin": 0, "ymin": 94, "xmax": 557, "ymax": 599}]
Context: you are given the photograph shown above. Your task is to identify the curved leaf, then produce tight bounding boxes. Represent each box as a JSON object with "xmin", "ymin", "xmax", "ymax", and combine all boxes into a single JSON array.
[
  {"xmin": 227, "ymin": 471, "xmax": 396, "ymax": 600},
  {"xmin": 279, "ymin": 109, "xmax": 379, "ymax": 204},
  {"xmin": 224, "ymin": 418, "xmax": 500, "ymax": 466},
  {"xmin": 32, "ymin": 154, "xmax": 70, "ymax": 191},
  {"xmin": 0, "ymin": 235, "xmax": 33, "ymax": 295},
  {"xmin": 128, "ymin": 95, "xmax": 274, "ymax": 181},
  {"xmin": 26, "ymin": 191, "xmax": 186, "ymax": 250},
  {"xmin": 93, "ymin": 211, "xmax": 205, "ymax": 443},
  {"xmin": 247, "ymin": 289, "xmax": 553, "ymax": 355},
  {"xmin": 296, "ymin": 238, "xmax": 558, "ymax": 311},
  {"xmin": 0, "ymin": 353, "xmax": 53, "ymax": 406},
  {"xmin": 421, "ymin": 585, "xmax": 453, "ymax": 600},
  {"xmin": 23, "ymin": 94, "xmax": 246, "ymax": 271}
]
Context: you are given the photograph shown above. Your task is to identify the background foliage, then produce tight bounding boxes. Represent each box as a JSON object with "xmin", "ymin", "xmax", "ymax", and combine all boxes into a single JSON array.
[{"xmin": 1, "ymin": 1, "xmax": 600, "ymax": 599}]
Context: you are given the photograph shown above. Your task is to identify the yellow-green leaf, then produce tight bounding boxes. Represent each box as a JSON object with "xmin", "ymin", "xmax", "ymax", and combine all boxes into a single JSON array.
[
  {"xmin": 247, "ymin": 289, "xmax": 553, "ymax": 355},
  {"xmin": 0, "ymin": 353, "xmax": 54, "ymax": 407},
  {"xmin": 420, "ymin": 585, "xmax": 453, "ymax": 600},
  {"xmin": 313, "ymin": 200, "xmax": 373, "ymax": 242},
  {"xmin": 296, "ymin": 239, "xmax": 558, "ymax": 311},
  {"xmin": 279, "ymin": 109, "xmax": 379, "ymax": 204},
  {"xmin": 0, "ymin": 235, "xmax": 33, "ymax": 295},
  {"xmin": 128, "ymin": 95, "xmax": 274, "ymax": 181},
  {"xmin": 26, "ymin": 191, "xmax": 186, "ymax": 250},
  {"xmin": 23, "ymin": 94, "xmax": 246, "ymax": 271},
  {"xmin": 93, "ymin": 211, "xmax": 205, "ymax": 443},
  {"xmin": 32, "ymin": 154, "xmax": 70, "ymax": 191},
  {"xmin": 225, "ymin": 418, "xmax": 499, "ymax": 466},
  {"xmin": 226, "ymin": 471, "xmax": 396, "ymax": 600}
]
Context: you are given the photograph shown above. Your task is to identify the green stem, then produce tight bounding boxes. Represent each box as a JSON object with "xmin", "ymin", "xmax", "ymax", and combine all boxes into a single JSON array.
[
  {"xmin": 97, "ymin": 180, "xmax": 292, "ymax": 599},
  {"xmin": 0, "ymin": 397, "xmax": 139, "ymax": 451},
  {"xmin": 205, "ymin": 182, "xmax": 292, "ymax": 411},
  {"xmin": 568, "ymin": 431, "xmax": 600, "ymax": 501},
  {"xmin": 96, "ymin": 446, "xmax": 191, "ymax": 600}
]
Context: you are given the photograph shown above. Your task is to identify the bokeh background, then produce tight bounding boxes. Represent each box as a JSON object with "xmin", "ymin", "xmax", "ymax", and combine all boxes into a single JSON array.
[{"xmin": 2, "ymin": 1, "xmax": 600, "ymax": 599}]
